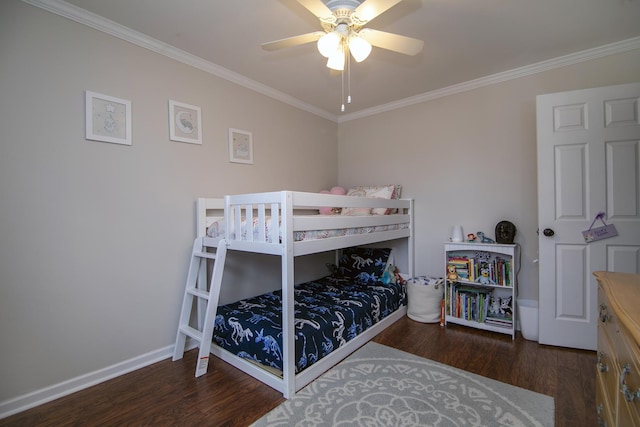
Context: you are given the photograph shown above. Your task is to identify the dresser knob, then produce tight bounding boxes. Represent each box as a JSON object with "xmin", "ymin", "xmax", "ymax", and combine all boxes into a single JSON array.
[
  {"xmin": 596, "ymin": 403, "xmax": 606, "ymax": 427},
  {"xmin": 620, "ymin": 364, "xmax": 640, "ymax": 402},
  {"xmin": 597, "ymin": 352, "xmax": 609, "ymax": 372},
  {"xmin": 599, "ymin": 303, "xmax": 610, "ymax": 323}
]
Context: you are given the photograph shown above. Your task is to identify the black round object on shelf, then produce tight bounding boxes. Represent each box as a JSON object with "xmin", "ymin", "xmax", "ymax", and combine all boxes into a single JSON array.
[{"xmin": 495, "ymin": 221, "xmax": 516, "ymax": 244}]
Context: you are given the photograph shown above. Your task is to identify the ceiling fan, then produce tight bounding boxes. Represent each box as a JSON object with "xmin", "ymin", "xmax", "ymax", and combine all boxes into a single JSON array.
[{"xmin": 262, "ymin": 0, "xmax": 424, "ymax": 71}]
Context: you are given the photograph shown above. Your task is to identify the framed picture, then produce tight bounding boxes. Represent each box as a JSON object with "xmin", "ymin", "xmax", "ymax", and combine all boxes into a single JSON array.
[
  {"xmin": 85, "ymin": 91, "xmax": 132, "ymax": 145},
  {"xmin": 169, "ymin": 100, "xmax": 202, "ymax": 144},
  {"xmin": 228, "ymin": 128, "xmax": 253, "ymax": 164}
]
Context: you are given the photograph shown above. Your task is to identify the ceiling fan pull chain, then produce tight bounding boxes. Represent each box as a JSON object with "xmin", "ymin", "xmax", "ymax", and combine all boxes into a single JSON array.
[
  {"xmin": 347, "ymin": 48, "xmax": 352, "ymax": 105},
  {"xmin": 341, "ymin": 67, "xmax": 345, "ymax": 112}
]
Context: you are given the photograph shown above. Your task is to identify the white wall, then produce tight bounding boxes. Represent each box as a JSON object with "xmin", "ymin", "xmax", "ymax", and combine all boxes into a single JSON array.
[
  {"xmin": 0, "ymin": 0, "xmax": 337, "ymax": 407},
  {"xmin": 338, "ymin": 49, "xmax": 640, "ymax": 301}
]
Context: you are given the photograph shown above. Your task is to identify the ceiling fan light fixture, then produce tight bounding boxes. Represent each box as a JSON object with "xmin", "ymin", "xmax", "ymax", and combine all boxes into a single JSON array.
[
  {"xmin": 326, "ymin": 45, "xmax": 345, "ymax": 70},
  {"xmin": 348, "ymin": 34, "xmax": 372, "ymax": 62},
  {"xmin": 317, "ymin": 31, "xmax": 341, "ymax": 58},
  {"xmin": 261, "ymin": 0, "xmax": 423, "ymax": 112}
]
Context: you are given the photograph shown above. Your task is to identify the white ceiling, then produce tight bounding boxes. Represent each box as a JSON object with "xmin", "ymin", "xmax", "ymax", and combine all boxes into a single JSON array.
[{"xmin": 53, "ymin": 0, "xmax": 640, "ymax": 120}]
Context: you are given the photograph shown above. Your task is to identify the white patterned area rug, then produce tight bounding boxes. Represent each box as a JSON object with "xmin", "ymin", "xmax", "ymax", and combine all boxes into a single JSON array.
[{"xmin": 252, "ymin": 342, "xmax": 554, "ymax": 427}]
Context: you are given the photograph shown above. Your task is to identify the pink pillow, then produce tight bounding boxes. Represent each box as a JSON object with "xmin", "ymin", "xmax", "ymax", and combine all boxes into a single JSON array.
[
  {"xmin": 330, "ymin": 186, "xmax": 346, "ymax": 195},
  {"xmin": 318, "ymin": 190, "xmax": 333, "ymax": 215}
]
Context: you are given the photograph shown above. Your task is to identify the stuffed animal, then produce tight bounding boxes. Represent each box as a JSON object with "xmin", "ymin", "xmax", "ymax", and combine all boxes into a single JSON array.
[
  {"xmin": 381, "ymin": 267, "xmax": 394, "ymax": 284},
  {"xmin": 477, "ymin": 266, "xmax": 495, "ymax": 285},
  {"xmin": 318, "ymin": 186, "xmax": 346, "ymax": 214},
  {"xmin": 500, "ymin": 296, "xmax": 513, "ymax": 316},
  {"xmin": 476, "ymin": 231, "xmax": 495, "ymax": 243},
  {"xmin": 319, "ymin": 190, "xmax": 332, "ymax": 214},
  {"xmin": 381, "ymin": 264, "xmax": 404, "ymax": 285},
  {"xmin": 489, "ymin": 296, "xmax": 500, "ymax": 315},
  {"xmin": 330, "ymin": 186, "xmax": 346, "ymax": 196},
  {"xmin": 446, "ymin": 264, "xmax": 459, "ymax": 282}
]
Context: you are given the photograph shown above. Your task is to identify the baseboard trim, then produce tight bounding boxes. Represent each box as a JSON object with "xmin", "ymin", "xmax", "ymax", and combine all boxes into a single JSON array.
[{"xmin": 0, "ymin": 340, "xmax": 197, "ymax": 419}]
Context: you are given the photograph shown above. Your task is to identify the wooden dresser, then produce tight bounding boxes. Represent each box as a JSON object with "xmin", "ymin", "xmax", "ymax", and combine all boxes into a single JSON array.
[{"xmin": 594, "ymin": 271, "xmax": 640, "ymax": 426}]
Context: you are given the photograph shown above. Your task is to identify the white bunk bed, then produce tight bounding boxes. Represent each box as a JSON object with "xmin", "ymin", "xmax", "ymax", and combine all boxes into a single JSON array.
[{"xmin": 188, "ymin": 190, "xmax": 413, "ymax": 398}]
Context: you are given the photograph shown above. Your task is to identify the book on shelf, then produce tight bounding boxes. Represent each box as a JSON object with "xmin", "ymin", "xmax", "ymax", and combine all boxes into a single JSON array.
[
  {"xmin": 456, "ymin": 268, "xmax": 470, "ymax": 280},
  {"xmin": 485, "ymin": 315, "xmax": 514, "ymax": 328},
  {"xmin": 469, "ymin": 258, "xmax": 476, "ymax": 282},
  {"xmin": 447, "ymin": 284, "xmax": 493, "ymax": 323},
  {"xmin": 485, "ymin": 317, "xmax": 513, "ymax": 324},
  {"xmin": 447, "ymin": 257, "xmax": 476, "ymax": 282},
  {"xmin": 447, "ymin": 254, "xmax": 512, "ymax": 286}
]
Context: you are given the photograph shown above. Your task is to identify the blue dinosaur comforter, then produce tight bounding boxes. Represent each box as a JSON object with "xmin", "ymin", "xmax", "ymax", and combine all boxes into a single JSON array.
[{"xmin": 212, "ymin": 275, "xmax": 406, "ymax": 373}]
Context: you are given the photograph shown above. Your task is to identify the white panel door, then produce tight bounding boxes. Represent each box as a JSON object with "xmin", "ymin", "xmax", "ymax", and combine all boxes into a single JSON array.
[{"xmin": 537, "ymin": 82, "xmax": 640, "ymax": 350}]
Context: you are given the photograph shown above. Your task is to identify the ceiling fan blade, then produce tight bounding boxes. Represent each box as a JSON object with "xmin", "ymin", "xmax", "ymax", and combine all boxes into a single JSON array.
[
  {"xmin": 353, "ymin": 0, "xmax": 402, "ymax": 24},
  {"xmin": 261, "ymin": 31, "xmax": 326, "ymax": 51},
  {"xmin": 296, "ymin": 0, "xmax": 335, "ymax": 21},
  {"xmin": 359, "ymin": 28, "xmax": 423, "ymax": 55}
]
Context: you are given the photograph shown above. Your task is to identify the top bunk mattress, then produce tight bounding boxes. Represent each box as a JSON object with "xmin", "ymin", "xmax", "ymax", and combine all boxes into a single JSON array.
[{"xmin": 206, "ymin": 215, "xmax": 409, "ymax": 242}]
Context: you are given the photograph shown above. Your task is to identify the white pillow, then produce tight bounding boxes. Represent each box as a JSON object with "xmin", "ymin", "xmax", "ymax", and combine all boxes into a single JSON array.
[
  {"xmin": 341, "ymin": 185, "xmax": 403, "ymax": 216},
  {"xmin": 365, "ymin": 186, "xmax": 394, "ymax": 215},
  {"xmin": 340, "ymin": 188, "xmax": 371, "ymax": 216}
]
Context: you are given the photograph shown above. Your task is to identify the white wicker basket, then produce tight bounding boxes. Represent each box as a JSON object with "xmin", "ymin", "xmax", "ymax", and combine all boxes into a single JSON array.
[{"xmin": 407, "ymin": 277, "xmax": 444, "ymax": 323}]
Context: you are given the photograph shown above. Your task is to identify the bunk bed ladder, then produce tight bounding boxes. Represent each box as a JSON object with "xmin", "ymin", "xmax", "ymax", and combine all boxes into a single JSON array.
[{"xmin": 172, "ymin": 238, "xmax": 227, "ymax": 377}]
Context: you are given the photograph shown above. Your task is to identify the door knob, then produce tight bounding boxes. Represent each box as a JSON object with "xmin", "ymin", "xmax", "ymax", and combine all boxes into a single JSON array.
[{"xmin": 543, "ymin": 228, "xmax": 555, "ymax": 237}]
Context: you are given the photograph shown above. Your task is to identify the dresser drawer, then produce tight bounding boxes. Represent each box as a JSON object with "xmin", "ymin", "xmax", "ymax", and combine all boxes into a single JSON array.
[
  {"xmin": 618, "ymin": 401, "xmax": 640, "ymax": 427},
  {"xmin": 598, "ymin": 322, "xmax": 621, "ymax": 415},
  {"xmin": 617, "ymin": 326, "xmax": 640, "ymax": 426},
  {"xmin": 598, "ymin": 285, "xmax": 620, "ymax": 343},
  {"xmin": 594, "ymin": 271, "xmax": 640, "ymax": 427},
  {"xmin": 597, "ymin": 371, "xmax": 616, "ymax": 427}
]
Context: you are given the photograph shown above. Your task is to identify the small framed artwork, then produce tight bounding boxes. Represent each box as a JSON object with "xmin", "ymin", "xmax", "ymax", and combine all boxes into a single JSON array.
[
  {"xmin": 169, "ymin": 100, "xmax": 202, "ymax": 144},
  {"xmin": 85, "ymin": 91, "xmax": 132, "ymax": 145},
  {"xmin": 228, "ymin": 128, "xmax": 253, "ymax": 164}
]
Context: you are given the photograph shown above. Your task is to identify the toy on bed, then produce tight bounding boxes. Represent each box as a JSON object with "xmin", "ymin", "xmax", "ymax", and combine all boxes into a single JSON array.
[
  {"xmin": 381, "ymin": 263, "xmax": 404, "ymax": 285},
  {"xmin": 318, "ymin": 186, "xmax": 346, "ymax": 214}
]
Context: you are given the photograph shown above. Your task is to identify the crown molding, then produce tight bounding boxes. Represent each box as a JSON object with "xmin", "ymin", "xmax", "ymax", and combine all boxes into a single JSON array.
[
  {"xmin": 339, "ymin": 36, "xmax": 640, "ymax": 122},
  {"xmin": 22, "ymin": 0, "xmax": 640, "ymax": 124},
  {"xmin": 21, "ymin": 0, "xmax": 339, "ymax": 122}
]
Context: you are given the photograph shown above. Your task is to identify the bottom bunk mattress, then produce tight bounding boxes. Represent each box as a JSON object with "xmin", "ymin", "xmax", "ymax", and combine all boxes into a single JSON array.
[{"xmin": 212, "ymin": 275, "xmax": 406, "ymax": 374}]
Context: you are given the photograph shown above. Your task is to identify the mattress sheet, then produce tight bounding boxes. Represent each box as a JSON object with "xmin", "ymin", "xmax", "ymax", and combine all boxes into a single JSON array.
[
  {"xmin": 212, "ymin": 275, "xmax": 406, "ymax": 373},
  {"xmin": 206, "ymin": 216, "xmax": 408, "ymax": 242}
]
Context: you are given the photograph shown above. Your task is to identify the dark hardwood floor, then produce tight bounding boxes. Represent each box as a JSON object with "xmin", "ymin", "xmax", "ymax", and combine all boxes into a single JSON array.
[{"xmin": 1, "ymin": 318, "xmax": 596, "ymax": 426}]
